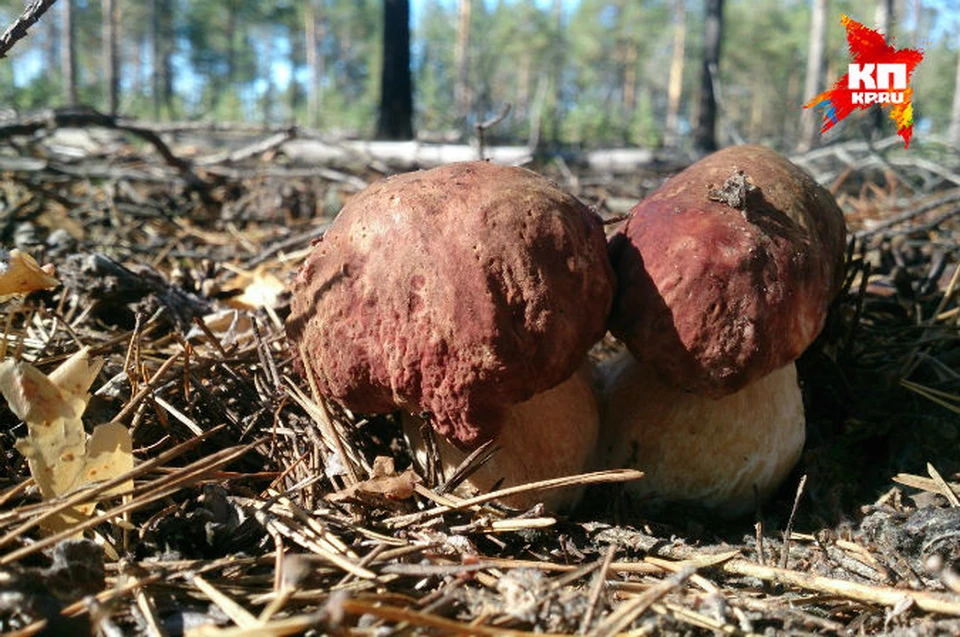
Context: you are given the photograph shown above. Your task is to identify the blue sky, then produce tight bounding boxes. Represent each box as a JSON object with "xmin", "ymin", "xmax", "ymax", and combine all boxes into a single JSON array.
[{"xmin": 5, "ymin": 0, "xmax": 959, "ymax": 95}]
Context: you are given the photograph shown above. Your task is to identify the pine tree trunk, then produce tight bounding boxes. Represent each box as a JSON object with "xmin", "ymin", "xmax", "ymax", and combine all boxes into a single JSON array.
[
  {"xmin": 549, "ymin": 0, "xmax": 564, "ymax": 146},
  {"xmin": 664, "ymin": 0, "xmax": 686, "ymax": 147},
  {"xmin": 874, "ymin": 0, "xmax": 893, "ymax": 36},
  {"xmin": 376, "ymin": 0, "xmax": 414, "ymax": 140},
  {"xmin": 60, "ymin": 0, "xmax": 77, "ymax": 106},
  {"xmin": 948, "ymin": 49, "xmax": 960, "ymax": 148},
  {"xmin": 102, "ymin": 0, "xmax": 120, "ymax": 115},
  {"xmin": 160, "ymin": 0, "xmax": 174, "ymax": 117},
  {"xmin": 622, "ymin": 37, "xmax": 638, "ymax": 114},
  {"xmin": 151, "ymin": 0, "xmax": 159, "ymax": 119},
  {"xmin": 694, "ymin": 0, "xmax": 724, "ymax": 152},
  {"xmin": 798, "ymin": 0, "xmax": 828, "ymax": 152},
  {"xmin": 871, "ymin": 0, "xmax": 894, "ymax": 137},
  {"xmin": 454, "ymin": 0, "xmax": 471, "ymax": 128},
  {"xmin": 306, "ymin": 0, "xmax": 324, "ymax": 128}
]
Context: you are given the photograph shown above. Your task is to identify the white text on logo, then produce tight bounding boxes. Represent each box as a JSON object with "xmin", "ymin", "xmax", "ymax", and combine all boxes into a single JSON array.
[{"xmin": 848, "ymin": 63, "xmax": 907, "ymax": 105}]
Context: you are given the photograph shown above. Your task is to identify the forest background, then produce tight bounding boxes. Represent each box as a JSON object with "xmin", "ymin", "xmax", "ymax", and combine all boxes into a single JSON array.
[{"xmin": 1, "ymin": 0, "xmax": 959, "ymax": 154}]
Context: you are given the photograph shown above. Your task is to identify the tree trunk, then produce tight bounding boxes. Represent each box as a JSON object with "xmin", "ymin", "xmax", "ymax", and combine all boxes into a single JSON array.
[
  {"xmin": 305, "ymin": 0, "xmax": 324, "ymax": 129},
  {"xmin": 160, "ymin": 0, "xmax": 174, "ymax": 118},
  {"xmin": 151, "ymin": 0, "xmax": 174, "ymax": 119},
  {"xmin": 376, "ymin": 0, "xmax": 414, "ymax": 140},
  {"xmin": 45, "ymin": 7, "xmax": 60, "ymax": 73},
  {"xmin": 798, "ymin": 0, "xmax": 828, "ymax": 152},
  {"xmin": 60, "ymin": 0, "xmax": 77, "ymax": 106},
  {"xmin": 102, "ymin": 0, "xmax": 120, "ymax": 115},
  {"xmin": 874, "ymin": 0, "xmax": 893, "ymax": 36},
  {"xmin": 622, "ymin": 36, "xmax": 638, "ymax": 114},
  {"xmin": 454, "ymin": 0, "xmax": 471, "ymax": 128},
  {"xmin": 948, "ymin": 47, "xmax": 960, "ymax": 148},
  {"xmin": 549, "ymin": 0, "xmax": 564, "ymax": 146},
  {"xmin": 694, "ymin": 0, "xmax": 724, "ymax": 153},
  {"xmin": 664, "ymin": 0, "xmax": 686, "ymax": 147},
  {"xmin": 870, "ymin": 0, "xmax": 894, "ymax": 137}
]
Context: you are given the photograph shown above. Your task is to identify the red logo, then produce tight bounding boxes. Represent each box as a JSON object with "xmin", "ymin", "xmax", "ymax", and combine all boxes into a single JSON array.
[{"xmin": 804, "ymin": 15, "xmax": 924, "ymax": 148}]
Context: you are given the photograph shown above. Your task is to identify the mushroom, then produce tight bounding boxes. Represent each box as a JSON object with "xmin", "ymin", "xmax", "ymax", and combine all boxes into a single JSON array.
[
  {"xmin": 286, "ymin": 161, "xmax": 614, "ymax": 510},
  {"xmin": 599, "ymin": 145, "xmax": 846, "ymax": 516}
]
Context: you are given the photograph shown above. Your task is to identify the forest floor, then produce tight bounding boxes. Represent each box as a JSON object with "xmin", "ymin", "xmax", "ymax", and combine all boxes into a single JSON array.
[{"xmin": 0, "ymin": 116, "xmax": 959, "ymax": 636}]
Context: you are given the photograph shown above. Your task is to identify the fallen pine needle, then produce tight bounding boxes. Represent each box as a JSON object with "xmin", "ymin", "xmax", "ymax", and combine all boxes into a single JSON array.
[{"xmin": 386, "ymin": 468, "xmax": 643, "ymax": 527}]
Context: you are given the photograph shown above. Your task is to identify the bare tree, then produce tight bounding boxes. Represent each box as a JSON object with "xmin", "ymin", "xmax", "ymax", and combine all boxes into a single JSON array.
[
  {"xmin": 664, "ymin": 0, "xmax": 686, "ymax": 147},
  {"xmin": 376, "ymin": 0, "xmax": 414, "ymax": 140},
  {"xmin": 869, "ymin": 0, "xmax": 895, "ymax": 137},
  {"xmin": 305, "ymin": 0, "xmax": 324, "ymax": 128},
  {"xmin": 949, "ymin": 46, "xmax": 960, "ymax": 148},
  {"xmin": 150, "ymin": 0, "xmax": 174, "ymax": 119},
  {"xmin": 103, "ymin": 0, "xmax": 119, "ymax": 115},
  {"xmin": 60, "ymin": 0, "xmax": 77, "ymax": 106},
  {"xmin": 694, "ymin": 0, "xmax": 724, "ymax": 152},
  {"xmin": 874, "ymin": 0, "xmax": 893, "ymax": 37},
  {"xmin": 798, "ymin": 0, "xmax": 828, "ymax": 152},
  {"xmin": 454, "ymin": 0, "xmax": 471, "ymax": 128},
  {"xmin": 549, "ymin": 0, "xmax": 564, "ymax": 145}
]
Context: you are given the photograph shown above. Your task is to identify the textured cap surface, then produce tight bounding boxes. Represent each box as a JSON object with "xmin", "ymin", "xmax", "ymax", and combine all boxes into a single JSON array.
[
  {"xmin": 609, "ymin": 145, "xmax": 846, "ymax": 396},
  {"xmin": 286, "ymin": 161, "xmax": 614, "ymax": 446}
]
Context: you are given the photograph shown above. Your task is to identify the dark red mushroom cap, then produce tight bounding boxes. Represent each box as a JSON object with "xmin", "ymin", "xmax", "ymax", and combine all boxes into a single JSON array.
[
  {"xmin": 286, "ymin": 161, "xmax": 614, "ymax": 447},
  {"xmin": 608, "ymin": 145, "xmax": 846, "ymax": 397}
]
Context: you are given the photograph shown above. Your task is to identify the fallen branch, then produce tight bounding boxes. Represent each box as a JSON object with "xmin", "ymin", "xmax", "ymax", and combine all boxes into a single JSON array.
[{"xmin": 0, "ymin": 107, "xmax": 211, "ymax": 191}]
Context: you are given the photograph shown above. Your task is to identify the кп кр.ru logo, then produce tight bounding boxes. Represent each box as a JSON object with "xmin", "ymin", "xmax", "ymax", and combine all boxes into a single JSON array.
[
  {"xmin": 804, "ymin": 15, "xmax": 923, "ymax": 148},
  {"xmin": 848, "ymin": 63, "xmax": 907, "ymax": 105}
]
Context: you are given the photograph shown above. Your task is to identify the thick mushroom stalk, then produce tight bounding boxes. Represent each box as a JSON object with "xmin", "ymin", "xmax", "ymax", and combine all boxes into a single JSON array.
[
  {"xmin": 286, "ymin": 161, "xmax": 614, "ymax": 509},
  {"xmin": 599, "ymin": 351, "xmax": 804, "ymax": 517},
  {"xmin": 600, "ymin": 145, "xmax": 846, "ymax": 515},
  {"xmin": 404, "ymin": 364, "xmax": 599, "ymax": 511}
]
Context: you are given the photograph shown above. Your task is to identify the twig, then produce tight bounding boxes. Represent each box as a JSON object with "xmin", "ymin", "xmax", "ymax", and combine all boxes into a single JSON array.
[
  {"xmin": 719, "ymin": 558, "xmax": 960, "ymax": 616},
  {"xmin": 0, "ymin": 0, "xmax": 58, "ymax": 59},
  {"xmin": 385, "ymin": 468, "xmax": 643, "ymax": 528},
  {"xmin": 579, "ymin": 545, "xmax": 617, "ymax": 633},
  {"xmin": 592, "ymin": 567, "xmax": 694, "ymax": 637},
  {"xmin": 854, "ymin": 189, "xmax": 960, "ymax": 239},
  {"xmin": 476, "ymin": 103, "xmax": 512, "ymax": 161},
  {"xmin": 0, "ymin": 444, "xmax": 253, "ymax": 565},
  {"xmin": 780, "ymin": 474, "xmax": 807, "ymax": 569},
  {"xmin": 195, "ymin": 128, "xmax": 298, "ymax": 166},
  {"xmin": 340, "ymin": 598, "xmax": 570, "ymax": 637},
  {"xmin": 927, "ymin": 463, "xmax": 960, "ymax": 507},
  {"xmin": 243, "ymin": 221, "xmax": 330, "ymax": 269}
]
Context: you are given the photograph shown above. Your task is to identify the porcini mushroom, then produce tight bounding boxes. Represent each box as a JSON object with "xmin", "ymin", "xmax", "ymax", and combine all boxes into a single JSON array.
[
  {"xmin": 599, "ymin": 145, "xmax": 846, "ymax": 516},
  {"xmin": 286, "ymin": 161, "xmax": 614, "ymax": 510}
]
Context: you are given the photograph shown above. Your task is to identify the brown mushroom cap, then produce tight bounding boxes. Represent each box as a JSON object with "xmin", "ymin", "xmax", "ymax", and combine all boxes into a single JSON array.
[
  {"xmin": 608, "ymin": 145, "xmax": 846, "ymax": 397},
  {"xmin": 286, "ymin": 161, "xmax": 614, "ymax": 447}
]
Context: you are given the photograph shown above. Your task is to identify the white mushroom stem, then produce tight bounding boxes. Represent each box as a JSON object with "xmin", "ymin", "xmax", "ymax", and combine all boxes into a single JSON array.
[
  {"xmin": 403, "ymin": 364, "xmax": 599, "ymax": 511},
  {"xmin": 597, "ymin": 350, "xmax": 805, "ymax": 517}
]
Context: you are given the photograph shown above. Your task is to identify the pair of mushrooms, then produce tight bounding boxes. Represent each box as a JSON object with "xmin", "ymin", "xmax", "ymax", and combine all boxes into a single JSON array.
[{"xmin": 286, "ymin": 147, "xmax": 846, "ymax": 517}]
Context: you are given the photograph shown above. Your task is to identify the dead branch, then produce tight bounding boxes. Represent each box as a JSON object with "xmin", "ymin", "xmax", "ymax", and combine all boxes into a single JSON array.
[
  {"xmin": 0, "ymin": 107, "xmax": 210, "ymax": 190},
  {"xmin": 0, "ymin": 0, "xmax": 58, "ymax": 59},
  {"xmin": 195, "ymin": 127, "xmax": 299, "ymax": 166}
]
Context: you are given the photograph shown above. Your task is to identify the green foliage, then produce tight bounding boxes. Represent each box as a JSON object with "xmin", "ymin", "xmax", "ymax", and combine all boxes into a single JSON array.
[{"xmin": 3, "ymin": 0, "xmax": 958, "ymax": 147}]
